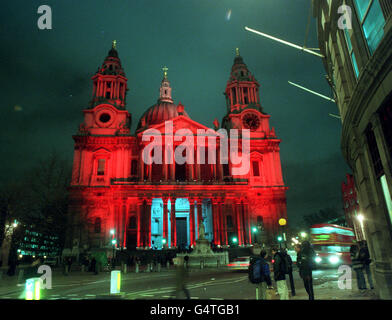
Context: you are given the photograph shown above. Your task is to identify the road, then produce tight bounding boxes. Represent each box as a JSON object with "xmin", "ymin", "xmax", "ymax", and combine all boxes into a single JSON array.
[{"xmin": 0, "ymin": 266, "xmax": 378, "ymax": 300}]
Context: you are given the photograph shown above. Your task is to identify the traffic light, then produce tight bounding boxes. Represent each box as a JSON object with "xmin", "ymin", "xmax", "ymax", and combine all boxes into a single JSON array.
[
  {"xmin": 111, "ymin": 239, "xmax": 116, "ymax": 245},
  {"xmin": 277, "ymin": 236, "xmax": 283, "ymax": 242},
  {"xmin": 252, "ymin": 227, "xmax": 258, "ymax": 233},
  {"xmin": 232, "ymin": 237, "xmax": 238, "ymax": 244}
]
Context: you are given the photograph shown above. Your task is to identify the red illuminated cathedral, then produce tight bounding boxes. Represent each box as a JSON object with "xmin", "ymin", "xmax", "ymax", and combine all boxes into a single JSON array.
[{"xmin": 65, "ymin": 43, "xmax": 288, "ymax": 254}]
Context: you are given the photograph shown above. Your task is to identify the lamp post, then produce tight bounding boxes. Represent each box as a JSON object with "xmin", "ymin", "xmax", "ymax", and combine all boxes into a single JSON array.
[{"xmin": 278, "ymin": 218, "xmax": 287, "ymax": 248}]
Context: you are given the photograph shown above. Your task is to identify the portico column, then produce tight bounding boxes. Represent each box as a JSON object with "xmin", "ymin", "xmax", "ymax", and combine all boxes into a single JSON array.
[
  {"xmin": 146, "ymin": 199, "xmax": 152, "ymax": 248},
  {"xmin": 171, "ymin": 197, "xmax": 177, "ymax": 247},
  {"xmin": 189, "ymin": 198, "xmax": 196, "ymax": 246},
  {"xmin": 196, "ymin": 199, "xmax": 203, "ymax": 239},
  {"xmin": 135, "ymin": 200, "xmax": 141, "ymax": 248},
  {"xmin": 163, "ymin": 198, "xmax": 169, "ymax": 244},
  {"xmin": 235, "ymin": 202, "xmax": 243, "ymax": 245},
  {"xmin": 212, "ymin": 200, "xmax": 220, "ymax": 245},
  {"xmin": 244, "ymin": 202, "xmax": 251, "ymax": 245}
]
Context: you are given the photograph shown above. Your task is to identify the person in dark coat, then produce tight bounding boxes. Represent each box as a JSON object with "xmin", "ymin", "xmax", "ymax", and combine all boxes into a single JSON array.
[
  {"xmin": 271, "ymin": 247, "xmax": 289, "ymax": 300},
  {"xmin": 281, "ymin": 248, "xmax": 295, "ymax": 296},
  {"xmin": 359, "ymin": 240, "xmax": 374, "ymax": 290},
  {"xmin": 350, "ymin": 243, "xmax": 366, "ymax": 291},
  {"xmin": 252, "ymin": 250, "xmax": 273, "ymax": 300},
  {"xmin": 91, "ymin": 257, "xmax": 98, "ymax": 275},
  {"xmin": 295, "ymin": 241, "xmax": 315, "ymax": 300}
]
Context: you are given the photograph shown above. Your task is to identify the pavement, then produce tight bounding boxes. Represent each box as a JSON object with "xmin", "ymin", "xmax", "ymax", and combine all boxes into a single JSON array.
[{"xmin": 0, "ymin": 265, "xmax": 379, "ymax": 300}]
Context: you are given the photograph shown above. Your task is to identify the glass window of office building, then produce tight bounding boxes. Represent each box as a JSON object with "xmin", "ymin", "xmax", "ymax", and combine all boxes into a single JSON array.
[{"xmin": 354, "ymin": 0, "xmax": 386, "ymax": 55}]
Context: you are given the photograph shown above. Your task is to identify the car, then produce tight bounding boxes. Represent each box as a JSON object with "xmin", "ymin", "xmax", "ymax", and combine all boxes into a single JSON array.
[{"xmin": 227, "ymin": 256, "xmax": 250, "ymax": 271}]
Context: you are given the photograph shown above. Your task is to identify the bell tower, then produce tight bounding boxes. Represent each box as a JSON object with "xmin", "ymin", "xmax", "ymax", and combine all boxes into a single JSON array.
[
  {"xmin": 90, "ymin": 40, "xmax": 128, "ymax": 110},
  {"xmin": 224, "ymin": 48, "xmax": 262, "ymax": 114}
]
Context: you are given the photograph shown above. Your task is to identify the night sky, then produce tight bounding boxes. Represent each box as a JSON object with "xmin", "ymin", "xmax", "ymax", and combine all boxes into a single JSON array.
[{"xmin": 0, "ymin": 0, "xmax": 350, "ymax": 227}]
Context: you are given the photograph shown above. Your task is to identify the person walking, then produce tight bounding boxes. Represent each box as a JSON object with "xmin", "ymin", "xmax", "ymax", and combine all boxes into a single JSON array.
[
  {"xmin": 295, "ymin": 241, "xmax": 315, "ymax": 300},
  {"xmin": 350, "ymin": 243, "xmax": 366, "ymax": 292},
  {"xmin": 91, "ymin": 256, "xmax": 98, "ymax": 275},
  {"xmin": 271, "ymin": 247, "xmax": 289, "ymax": 300},
  {"xmin": 281, "ymin": 248, "xmax": 295, "ymax": 296},
  {"xmin": 359, "ymin": 240, "xmax": 374, "ymax": 290},
  {"xmin": 171, "ymin": 255, "xmax": 191, "ymax": 299},
  {"xmin": 249, "ymin": 250, "xmax": 273, "ymax": 300}
]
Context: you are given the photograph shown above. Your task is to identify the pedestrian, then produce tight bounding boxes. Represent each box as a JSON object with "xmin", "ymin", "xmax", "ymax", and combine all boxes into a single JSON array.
[
  {"xmin": 359, "ymin": 240, "xmax": 374, "ymax": 290},
  {"xmin": 295, "ymin": 241, "xmax": 315, "ymax": 300},
  {"xmin": 66, "ymin": 256, "xmax": 72, "ymax": 274},
  {"xmin": 171, "ymin": 255, "xmax": 190, "ymax": 299},
  {"xmin": 91, "ymin": 256, "xmax": 98, "ymax": 275},
  {"xmin": 249, "ymin": 250, "xmax": 273, "ymax": 300},
  {"xmin": 271, "ymin": 247, "xmax": 289, "ymax": 300},
  {"xmin": 350, "ymin": 243, "xmax": 366, "ymax": 292},
  {"xmin": 281, "ymin": 248, "xmax": 295, "ymax": 296}
]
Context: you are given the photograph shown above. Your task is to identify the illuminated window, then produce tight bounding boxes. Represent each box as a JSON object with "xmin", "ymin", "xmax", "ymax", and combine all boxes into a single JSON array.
[
  {"xmin": 380, "ymin": 175, "xmax": 392, "ymax": 226},
  {"xmin": 365, "ymin": 124, "xmax": 384, "ymax": 179},
  {"xmin": 97, "ymin": 159, "xmax": 105, "ymax": 176},
  {"xmin": 354, "ymin": 0, "xmax": 385, "ymax": 55},
  {"xmin": 252, "ymin": 161, "xmax": 260, "ymax": 176},
  {"xmin": 343, "ymin": 27, "xmax": 360, "ymax": 78}
]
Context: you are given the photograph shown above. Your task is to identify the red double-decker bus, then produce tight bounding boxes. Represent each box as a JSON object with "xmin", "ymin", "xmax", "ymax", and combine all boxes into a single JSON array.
[{"xmin": 310, "ymin": 224, "xmax": 356, "ymax": 267}]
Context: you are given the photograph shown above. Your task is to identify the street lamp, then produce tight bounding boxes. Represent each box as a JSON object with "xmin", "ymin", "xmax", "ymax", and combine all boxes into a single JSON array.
[
  {"xmin": 356, "ymin": 214, "xmax": 366, "ymax": 240},
  {"xmin": 300, "ymin": 232, "xmax": 307, "ymax": 238}
]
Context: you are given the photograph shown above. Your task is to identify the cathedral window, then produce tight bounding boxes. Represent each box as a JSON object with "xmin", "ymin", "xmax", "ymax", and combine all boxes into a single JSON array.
[
  {"xmin": 252, "ymin": 161, "xmax": 260, "ymax": 176},
  {"xmin": 97, "ymin": 159, "xmax": 106, "ymax": 176},
  {"xmin": 131, "ymin": 160, "xmax": 138, "ymax": 176}
]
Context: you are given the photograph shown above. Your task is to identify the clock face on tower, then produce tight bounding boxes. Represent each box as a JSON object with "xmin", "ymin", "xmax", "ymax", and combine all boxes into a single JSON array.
[{"xmin": 242, "ymin": 112, "xmax": 260, "ymax": 131}]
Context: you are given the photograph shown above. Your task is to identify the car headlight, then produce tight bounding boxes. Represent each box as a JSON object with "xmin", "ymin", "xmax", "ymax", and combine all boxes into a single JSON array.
[
  {"xmin": 328, "ymin": 256, "xmax": 340, "ymax": 264},
  {"xmin": 315, "ymin": 257, "xmax": 322, "ymax": 263}
]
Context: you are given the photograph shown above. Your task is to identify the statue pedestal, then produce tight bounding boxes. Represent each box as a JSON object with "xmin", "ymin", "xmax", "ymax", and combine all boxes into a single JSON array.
[{"xmin": 175, "ymin": 237, "xmax": 228, "ymax": 268}]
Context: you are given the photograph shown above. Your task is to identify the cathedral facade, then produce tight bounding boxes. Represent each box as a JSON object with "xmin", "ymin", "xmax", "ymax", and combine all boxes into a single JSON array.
[{"xmin": 65, "ymin": 43, "xmax": 288, "ymax": 254}]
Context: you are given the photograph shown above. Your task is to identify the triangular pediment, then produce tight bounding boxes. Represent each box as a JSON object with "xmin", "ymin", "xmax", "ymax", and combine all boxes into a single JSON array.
[{"xmin": 137, "ymin": 115, "xmax": 221, "ymax": 137}]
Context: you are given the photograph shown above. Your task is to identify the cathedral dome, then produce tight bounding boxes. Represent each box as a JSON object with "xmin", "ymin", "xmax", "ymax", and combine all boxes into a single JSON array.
[{"xmin": 137, "ymin": 102, "xmax": 189, "ymax": 130}]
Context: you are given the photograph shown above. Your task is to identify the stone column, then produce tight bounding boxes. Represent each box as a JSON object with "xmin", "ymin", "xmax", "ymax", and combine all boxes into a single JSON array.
[
  {"xmin": 171, "ymin": 197, "xmax": 177, "ymax": 247},
  {"xmin": 212, "ymin": 200, "xmax": 220, "ymax": 245},
  {"xmin": 163, "ymin": 198, "xmax": 169, "ymax": 244},
  {"xmin": 146, "ymin": 200, "xmax": 152, "ymax": 248},
  {"xmin": 189, "ymin": 198, "xmax": 196, "ymax": 246},
  {"xmin": 235, "ymin": 201, "xmax": 243, "ymax": 245},
  {"xmin": 196, "ymin": 199, "xmax": 203, "ymax": 239}
]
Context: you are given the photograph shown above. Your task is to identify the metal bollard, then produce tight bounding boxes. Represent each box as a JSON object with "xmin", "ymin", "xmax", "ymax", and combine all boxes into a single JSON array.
[
  {"xmin": 157, "ymin": 263, "xmax": 161, "ymax": 272},
  {"xmin": 256, "ymin": 287, "xmax": 259, "ymax": 300},
  {"xmin": 217, "ymin": 259, "xmax": 220, "ymax": 268},
  {"xmin": 123, "ymin": 263, "xmax": 127, "ymax": 274},
  {"xmin": 200, "ymin": 260, "xmax": 204, "ymax": 269},
  {"xmin": 135, "ymin": 262, "xmax": 139, "ymax": 273},
  {"xmin": 166, "ymin": 261, "xmax": 170, "ymax": 270}
]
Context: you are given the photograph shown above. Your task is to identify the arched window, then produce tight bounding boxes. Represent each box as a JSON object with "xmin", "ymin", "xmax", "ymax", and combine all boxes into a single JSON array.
[{"xmin": 94, "ymin": 217, "xmax": 101, "ymax": 233}]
